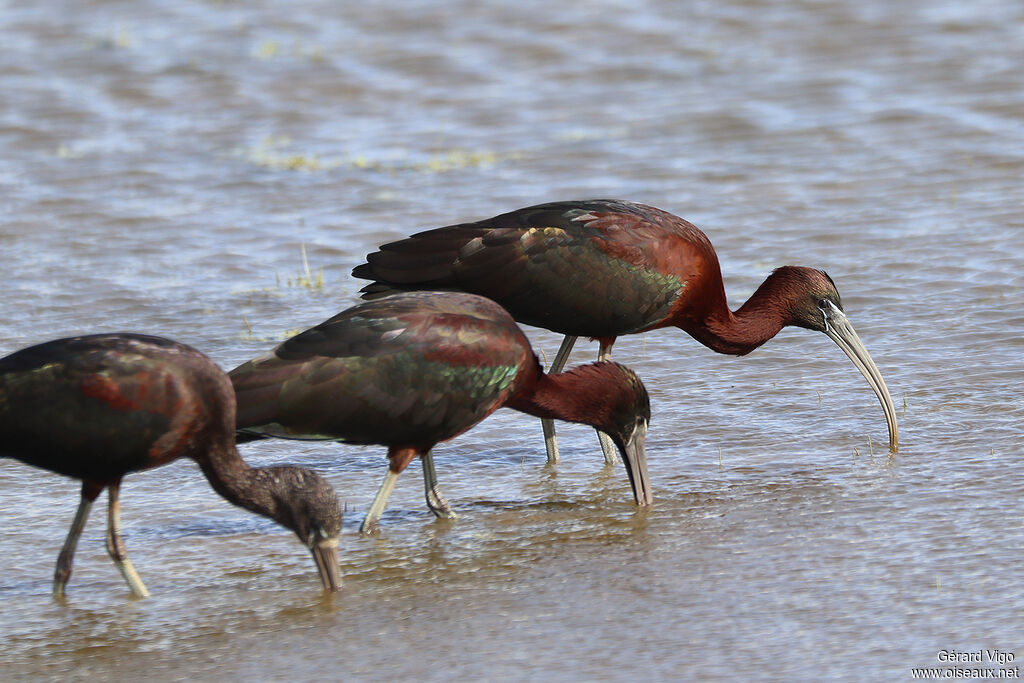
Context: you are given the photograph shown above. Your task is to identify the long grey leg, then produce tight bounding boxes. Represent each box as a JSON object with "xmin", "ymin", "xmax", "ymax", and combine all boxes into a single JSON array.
[
  {"xmin": 421, "ymin": 450, "xmax": 457, "ymax": 519},
  {"xmin": 104, "ymin": 482, "xmax": 150, "ymax": 598},
  {"xmin": 543, "ymin": 335, "xmax": 578, "ymax": 463},
  {"xmin": 596, "ymin": 341, "xmax": 620, "ymax": 465},
  {"xmin": 361, "ymin": 469, "xmax": 400, "ymax": 535},
  {"xmin": 53, "ymin": 486, "xmax": 97, "ymax": 599}
]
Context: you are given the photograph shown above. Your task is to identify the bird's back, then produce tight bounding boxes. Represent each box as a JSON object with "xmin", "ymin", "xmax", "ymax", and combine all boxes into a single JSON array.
[
  {"xmin": 230, "ymin": 292, "xmax": 535, "ymax": 447},
  {"xmin": 353, "ymin": 199, "xmax": 723, "ymax": 337},
  {"xmin": 0, "ymin": 334, "xmax": 230, "ymax": 482}
]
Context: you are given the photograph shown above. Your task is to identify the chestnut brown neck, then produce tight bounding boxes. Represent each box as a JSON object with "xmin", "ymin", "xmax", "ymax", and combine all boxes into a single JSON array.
[
  {"xmin": 506, "ymin": 362, "xmax": 621, "ymax": 429},
  {"xmin": 680, "ymin": 270, "xmax": 801, "ymax": 356},
  {"xmin": 194, "ymin": 444, "xmax": 282, "ymax": 520}
]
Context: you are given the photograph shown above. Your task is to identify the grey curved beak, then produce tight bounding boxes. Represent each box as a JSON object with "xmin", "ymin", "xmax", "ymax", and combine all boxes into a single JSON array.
[
  {"xmin": 822, "ymin": 305, "xmax": 899, "ymax": 452},
  {"xmin": 311, "ymin": 537, "xmax": 342, "ymax": 592},
  {"xmin": 620, "ymin": 421, "xmax": 653, "ymax": 506}
]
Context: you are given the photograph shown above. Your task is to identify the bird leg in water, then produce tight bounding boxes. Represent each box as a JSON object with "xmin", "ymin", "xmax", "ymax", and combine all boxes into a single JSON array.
[
  {"xmin": 542, "ymin": 335, "xmax": 620, "ymax": 466},
  {"xmin": 542, "ymin": 335, "xmax": 578, "ymax": 463},
  {"xmin": 360, "ymin": 447, "xmax": 418, "ymax": 535},
  {"xmin": 53, "ymin": 482, "xmax": 101, "ymax": 599},
  {"xmin": 595, "ymin": 340, "xmax": 621, "ymax": 466},
  {"xmin": 420, "ymin": 450, "xmax": 456, "ymax": 519},
  {"xmin": 104, "ymin": 482, "xmax": 150, "ymax": 598},
  {"xmin": 361, "ymin": 471, "xmax": 399, "ymax": 535}
]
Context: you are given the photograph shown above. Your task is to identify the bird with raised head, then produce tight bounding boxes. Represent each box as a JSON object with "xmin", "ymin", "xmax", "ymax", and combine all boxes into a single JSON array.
[{"xmin": 352, "ymin": 199, "xmax": 898, "ymax": 463}]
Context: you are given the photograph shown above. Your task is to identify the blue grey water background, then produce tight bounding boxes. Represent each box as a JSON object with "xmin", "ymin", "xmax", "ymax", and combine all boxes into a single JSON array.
[{"xmin": 1, "ymin": 1, "xmax": 1022, "ymax": 680}]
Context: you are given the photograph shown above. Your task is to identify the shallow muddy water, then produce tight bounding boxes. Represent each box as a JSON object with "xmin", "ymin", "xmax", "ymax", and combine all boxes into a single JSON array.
[{"xmin": 1, "ymin": 1, "xmax": 1023, "ymax": 680}]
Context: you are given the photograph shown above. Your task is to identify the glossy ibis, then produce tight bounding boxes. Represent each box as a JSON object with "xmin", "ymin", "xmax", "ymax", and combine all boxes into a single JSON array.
[
  {"xmin": 0, "ymin": 334, "xmax": 342, "ymax": 598},
  {"xmin": 229, "ymin": 291, "xmax": 651, "ymax": 535},
  {"xmin": 352, "ymin": 199, "xmax": 899, "ymax": 463}
]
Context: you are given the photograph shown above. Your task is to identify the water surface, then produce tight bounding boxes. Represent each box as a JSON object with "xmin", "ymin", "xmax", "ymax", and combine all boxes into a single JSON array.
[{"xmin": 2, "ymin": 1, "xmax": 1023, "ymax": 680}]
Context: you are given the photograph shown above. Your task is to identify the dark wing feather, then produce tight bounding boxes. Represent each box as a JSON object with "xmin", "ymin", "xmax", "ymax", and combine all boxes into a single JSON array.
[
  {"xmin": 230, "ymin": 293, "xmax": 535, "ymax": 447},
  {"xmin": 0, "ymin": 334, "xmax": 218, "ymax": 480},
  {"xmin": 353, "ymin": 225, "xmax": 487, "ymax": 289},
  {"xmin": 353, "ymin": 200, "xmax": 708, "ymax": 337}
]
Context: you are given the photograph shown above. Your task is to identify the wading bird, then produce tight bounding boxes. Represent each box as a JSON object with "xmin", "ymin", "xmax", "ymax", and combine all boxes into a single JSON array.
[
  {"xmin": 0, "ymin": 334, "xmax": 342, "ymax": 598},
  {"xmin": 353, "ymin": 199, "xmax": 898, "ymax": 463},
  {"xmin": 229, "ymin": 291, "xmax": 651, "ymax": 535}
]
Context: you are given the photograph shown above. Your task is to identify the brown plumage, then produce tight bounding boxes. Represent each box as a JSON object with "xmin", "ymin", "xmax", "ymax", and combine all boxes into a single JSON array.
[
  {"xmin": 0, "ymin": 333, "xmax": 342, "ymax": 598},
  {"xmin": 353, "ymin": 199, "xmax": 898, "ymax": 460},
  {"xmin": 229, "ymin": 292, "xmax": 652, "ymax": 534}
]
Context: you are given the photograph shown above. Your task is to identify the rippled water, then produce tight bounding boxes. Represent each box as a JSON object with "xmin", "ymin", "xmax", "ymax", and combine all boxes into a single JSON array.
[{"xmin": 2, "ymin": 1, "xmax": 1023, "ymax": 680}]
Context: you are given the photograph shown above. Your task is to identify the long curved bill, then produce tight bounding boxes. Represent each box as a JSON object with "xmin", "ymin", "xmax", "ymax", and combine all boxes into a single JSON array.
[
  {"xmin": 620, "ymin": 420, "xmax": 653, "ymax": 506},
  {"xmin": 311, "ymin": 537, "xmax": 342, "ymax": 592},
  {"xmin": 822, "ymin": 304, "xmax": 899, "ymax": 452}
]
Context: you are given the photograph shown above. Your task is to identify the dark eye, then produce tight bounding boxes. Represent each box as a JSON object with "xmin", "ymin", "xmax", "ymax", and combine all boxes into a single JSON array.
[{"xmin": 818, "ymin": 298, "xmax": 829, "ymax": 308}]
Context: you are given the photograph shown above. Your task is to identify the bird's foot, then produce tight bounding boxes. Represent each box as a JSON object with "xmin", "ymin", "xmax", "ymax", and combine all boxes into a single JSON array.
[
  {"xmin": 358, "ymin": 517, "xmax": 381, "ymax": 536},
  {"xmin": 425, "ymin": 486, "xmax": 458, "ymax": 520}
]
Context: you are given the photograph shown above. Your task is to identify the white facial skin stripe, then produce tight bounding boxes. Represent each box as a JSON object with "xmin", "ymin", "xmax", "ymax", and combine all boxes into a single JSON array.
[{"xmin": 821, "ymin": 299, "xmax": 841, "ymax": 330}]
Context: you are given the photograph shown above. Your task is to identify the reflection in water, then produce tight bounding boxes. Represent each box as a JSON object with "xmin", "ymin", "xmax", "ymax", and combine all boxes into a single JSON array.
[{"xmin": 2, "ymin": 0, "xmax": 1024, "ymax": 679}]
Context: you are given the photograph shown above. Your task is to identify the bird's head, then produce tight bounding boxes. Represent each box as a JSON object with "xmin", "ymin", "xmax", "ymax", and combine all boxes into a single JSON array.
[
  {"xmin": 568, "ymin": 362, "xmax": 653, "ymax": 507},
  {"xmin": 769, "ymin": 266, "xmax": 899, "ymax": 452},
  {"xmin": 776, "ymin": 266, "xmax": 845, "ymax": 332},
  {"xmin": 264, "ymin": 467, "xmax": 343, "ymax": 592}
]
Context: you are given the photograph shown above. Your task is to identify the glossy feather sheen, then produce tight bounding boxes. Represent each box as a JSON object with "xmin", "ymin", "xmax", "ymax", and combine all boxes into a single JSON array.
[
  {"xmin": 231, "ymin": 292, "xmax": 654, "ymax": 520},
  {"xmin": 0, "ymin": 334, "xmax": 344, "ymax": 595},
  {"xmin": 354, "ymin": 199, "xmax": 898, "ymax": 453},
  {"xmin": 354, "ymin": 200, "xmax": 708, "ymax": 338},
  {"xmin": 0, "ymin": 335, "xmax": 212, "ymax": 481},
  {"xmin": 231, "ymin": 293, "xmax": 534, "ymax": 446}
]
